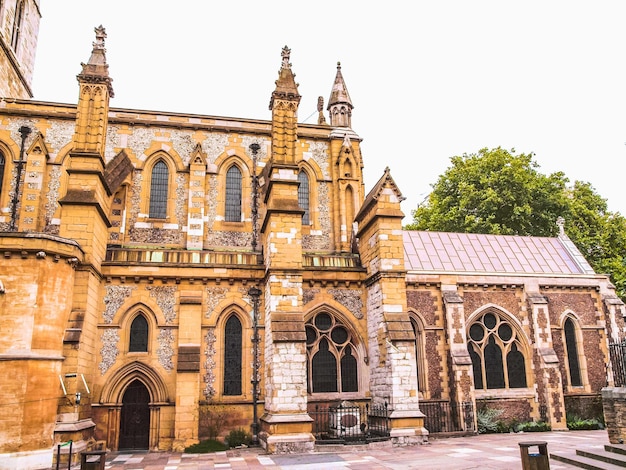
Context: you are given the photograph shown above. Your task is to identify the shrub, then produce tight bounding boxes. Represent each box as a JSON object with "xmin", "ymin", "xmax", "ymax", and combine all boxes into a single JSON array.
[
  {"xmin": 477, "ymin": 408, "xmax": 504, "ymax": 434},
  {"xmin": 515, "ymin": 421, "xmax": 551, "ymax": 433},
  {"xmin": 184, "ymin": 439, "xmax": 228, "ymax": 453},
  {"xmin": 225, "ymin": 428, "xmax": 251, "ymax": 448},
  {"xmin": 566, "ymin": 415, "xmax": 604, "ymax": 431}
]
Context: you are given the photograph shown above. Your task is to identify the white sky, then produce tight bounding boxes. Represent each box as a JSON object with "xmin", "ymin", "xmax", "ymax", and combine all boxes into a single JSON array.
[{"xmin": 32, "ymin": 1, "xmax": 626, "ymax": 220}]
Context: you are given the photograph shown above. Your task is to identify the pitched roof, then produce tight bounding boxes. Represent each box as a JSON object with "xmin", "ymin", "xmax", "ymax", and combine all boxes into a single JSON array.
[{"xmin": 403, "ymin": 230, "xmax": 595, "ymax": 275}]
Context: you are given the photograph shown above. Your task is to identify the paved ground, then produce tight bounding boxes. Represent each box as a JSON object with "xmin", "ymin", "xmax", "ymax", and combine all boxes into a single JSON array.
[{"xmin": 89, "ymin": 429, "xmax": 607, "ymax": 469}]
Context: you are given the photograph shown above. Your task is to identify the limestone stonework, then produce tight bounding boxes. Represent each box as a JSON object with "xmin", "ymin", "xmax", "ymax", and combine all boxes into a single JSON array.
[{"xmin": 0, "ymin": 14, "xmax": 624, "ymax": 469}]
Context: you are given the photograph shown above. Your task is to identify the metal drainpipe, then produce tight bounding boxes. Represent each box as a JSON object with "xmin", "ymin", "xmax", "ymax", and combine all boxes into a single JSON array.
[
  {"xmin": 248, "ymin": 142, "xmax": 262, "ymax": 445},
  {"xmin": 9, "ymin": 125, "xmax": 31, "ymax": 231}
]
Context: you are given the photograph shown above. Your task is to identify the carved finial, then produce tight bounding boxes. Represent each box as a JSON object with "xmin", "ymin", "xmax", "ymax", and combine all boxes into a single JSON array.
[
  {"xmin": 342, "ymin": 133, "xmax": 351, "ymax": 150},
  {"xmin": 93, "ymin": 25, "xmax": 107, "ymax": 51},
  {"xmin": 317, "ymin": 96, "xmax": 327, "ymax": 125},
  {"xmin": 281, "ymin": 46, "xmax": 291, "ymax": 69},
  {"xmin": 337, "ymin": 61, "xmax": 341, "ymax": 70},
  {"xmin": 556, "ymin": 216, "xmax": 565, "ymax": 236}
]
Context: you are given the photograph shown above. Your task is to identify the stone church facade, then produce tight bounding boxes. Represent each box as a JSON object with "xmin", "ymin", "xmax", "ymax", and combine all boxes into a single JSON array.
[{"xmin": 1, "ymin": 7, "xmax": 624, "ymax": 470}]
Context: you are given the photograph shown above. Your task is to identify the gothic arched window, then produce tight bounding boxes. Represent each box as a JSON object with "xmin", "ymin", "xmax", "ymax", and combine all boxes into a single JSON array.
[
  {"xmin": 298, "ymin": 170, "xmax": 310, "ymax": 225},
  {"xmin": 0, "ymin": 151, "xmax": 5, "ymax": 196},
  {"xmin": 11, "ymin": 0, "xmax": 25, "ymax": 51},
  {"xmin": 411, "ymin": 317, "xmax": 428, "ymax": 395},
  {"xmin": 468, "ymin": 312, "xmax": 527, "ymax": 390},
  {"xmin": 129, "ymin": 315, "xmax": 149, "ymax": 352},
  {"xmin": 149, "ymin": 160, "xmax": 169, "ymax": 219},
  {"xmin": 306, "ymin": 312, "xmax": 358, "ymax": 394},
  {"xmin": 225, "ymin": 165, "xmax": 242, "ymax": 222},
  {"xmin": 564, "ymin": 317, "xmax": 582, "ymax": 387},
  {"xmin": 223, "ymin": 315, "xmax": 242, "ymax": 395}
]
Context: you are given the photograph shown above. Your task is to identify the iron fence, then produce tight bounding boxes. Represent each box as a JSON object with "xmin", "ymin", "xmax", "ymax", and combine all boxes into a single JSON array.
[
  {"xmin": 310, "ymin": 401, "xmax": 390, "ymax": 443},
  {"xmin": 420, "ymin": 400, "xmax": 475, "ymax": 433},
  {"xmin": 609, "ymin": 342, "xmax": 626, "ymax": 387}
]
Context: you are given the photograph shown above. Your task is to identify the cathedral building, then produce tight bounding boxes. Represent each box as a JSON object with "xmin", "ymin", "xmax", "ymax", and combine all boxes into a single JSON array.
[{"xmin": 0, "ymin": 4, "xmax": 624, "ymax": 469}]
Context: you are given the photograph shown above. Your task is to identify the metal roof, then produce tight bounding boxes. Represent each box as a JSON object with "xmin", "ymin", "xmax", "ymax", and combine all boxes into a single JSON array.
[{"xmin": 403, "ymin": 231, "xmax": 595, "ymax": 275}]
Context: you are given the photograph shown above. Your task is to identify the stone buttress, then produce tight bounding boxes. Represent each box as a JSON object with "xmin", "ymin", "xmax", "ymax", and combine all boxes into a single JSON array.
[
  {"xmin": 441, "ymin": 286, "xmax": 477, "ymax": 431},
  {"xmin": 55, "ymin": 25, "xmax": 115, "ymax": 453},
  {"xmin": 355, "ymin": 168, "xmax": 427, "ymax": 445},
  {"xmin": 258, "ymin": 46, "xmax": 314, "ymax": 453}
]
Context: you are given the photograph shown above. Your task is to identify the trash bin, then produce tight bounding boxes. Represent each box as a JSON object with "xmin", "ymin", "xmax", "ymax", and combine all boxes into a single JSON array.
[
  {"xmin": 80, "ymin": 450, "xmax": 106, "ymax": 470},
  {"xmin": 519, "ymin": 441, "xmax": 550, "ymax": 470}
]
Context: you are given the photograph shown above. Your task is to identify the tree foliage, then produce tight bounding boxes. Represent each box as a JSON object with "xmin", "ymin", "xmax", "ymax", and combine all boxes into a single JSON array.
[{"xmin": 406, "ymin": 147, "xmax": 626, "ymax": 299}]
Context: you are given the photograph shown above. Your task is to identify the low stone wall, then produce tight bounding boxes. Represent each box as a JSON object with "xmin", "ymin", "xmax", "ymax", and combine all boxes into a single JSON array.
[{"xmin": 601, "ymin": 387, "xmax": 626, "ymax": 444}]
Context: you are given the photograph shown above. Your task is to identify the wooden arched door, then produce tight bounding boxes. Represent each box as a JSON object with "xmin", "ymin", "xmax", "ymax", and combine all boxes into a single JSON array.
[{"xmin": 119, "ymin": 380, "xmax": 150, "ymax": 450}]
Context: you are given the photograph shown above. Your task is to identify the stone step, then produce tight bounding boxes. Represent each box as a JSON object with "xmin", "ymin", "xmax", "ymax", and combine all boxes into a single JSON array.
[
  {"xmin": 606, "ymin": 445, "xmax": 626, "ymax": 456},
  {"xmin": 578, "ymin": 449, "xmax": 626, "ymax": 467},
  {"xmin": 551, "ymin": 451, "xmax": 626, "ymax": 470}
]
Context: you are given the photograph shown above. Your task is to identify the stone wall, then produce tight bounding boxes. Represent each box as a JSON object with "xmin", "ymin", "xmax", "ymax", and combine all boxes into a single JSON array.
[{"xmin": 602, "ymin": 387, "xmax": 626, "ymax": 444}]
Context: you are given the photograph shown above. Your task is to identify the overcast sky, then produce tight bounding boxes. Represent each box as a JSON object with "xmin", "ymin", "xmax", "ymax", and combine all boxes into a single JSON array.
[{"xmin": 31, "ymin": 1, "xmax": 626, "ymax": 220}]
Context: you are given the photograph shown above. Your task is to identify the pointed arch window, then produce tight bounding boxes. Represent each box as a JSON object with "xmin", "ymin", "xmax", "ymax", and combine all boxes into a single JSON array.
[
  {"xmin": 410, "ymin": 317, "xmax": 428, "ymax": 395},
  {"xmin": 298, "ymin": 170, "xmax": 310, "ymax": 225},
  {"xmin": 0, "ymin": 151, "xmax": 5, "ymax": 195},
  {"xmin": 129, "ymin": 314, "xmax": 149, "ymax": 352},
  {"xmin": 306, "ymin": 312, "xmax": 358, "ymax": 394},
  {"xmin": 223, "ymin": 315, "xmax": 242, "ymax": 395},
  {"xmin": 345, "ymin": 185, "xmax": 355, "ymax": 231},
  {"xmin": 11, "ymin": 0, "xmax": 25, "ymax": 51},
  {"xmin": 149, "ymin": 160, "xmax": 169, "ymax": 219},
  {"xmin": 225, "ymin": 165, "xmax": 242, "ymax": 222},
  {"xmin": 564, "ymin": 317, "xmax": 582, "ymax": 387},
  {"xmin": 468, "ymin": 312, "xmax": 527, "ymax": 390}
]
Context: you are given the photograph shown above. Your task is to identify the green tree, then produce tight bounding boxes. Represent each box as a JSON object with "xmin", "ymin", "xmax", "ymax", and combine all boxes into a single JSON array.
[{"xmin": 407, "ymin": 147, "xmax": 626, "ymax": 299}]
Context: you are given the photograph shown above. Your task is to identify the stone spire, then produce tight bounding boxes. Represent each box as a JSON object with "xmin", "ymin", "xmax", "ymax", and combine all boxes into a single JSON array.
[
  {"xmin": 327, "ymin": 62, "xmax": 353, "ymax": 127},
  {"xmin": 77, "ymin": 25, "xmax": 114, "ymax": 97},
  {"xmin": 73, "ymin": 25, "xmax": 114, "ymax": 155},
  {"xmin": 268, "ymin": 46, "xmax": 300, "ymax": 109},
  {"xmin": 268, "ymin": 46, "xmax": 301, "ymax": 165}
]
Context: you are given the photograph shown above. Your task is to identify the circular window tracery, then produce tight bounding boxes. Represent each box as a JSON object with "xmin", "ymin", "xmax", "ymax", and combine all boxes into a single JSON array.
[
  {"xmin": 468, "ymin": 312, "xmax": 527, "ymax": 390},
  {"xmin": 306, "ymin": 312, "xmax": 358, "ymax": 394}
]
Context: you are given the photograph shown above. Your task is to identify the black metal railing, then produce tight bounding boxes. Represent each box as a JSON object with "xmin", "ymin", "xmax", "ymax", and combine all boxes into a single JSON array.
[
  {"xmin": 421, "ymin": 401, "xmax": 475, "ymax": 433},
  {"xmin": 609, "ymin": 342, "xmax": 626, "ymax": 387},
  {"xmin": 310, "ymin": 401, "xmax": 390, "ymax": 443}
]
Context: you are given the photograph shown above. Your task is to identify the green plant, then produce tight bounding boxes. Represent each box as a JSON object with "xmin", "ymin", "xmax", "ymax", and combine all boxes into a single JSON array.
[
  {"xmin": 225, "ymin": 428, "xmax": 251, "ymax": 448},
  {"xmin": 515, "ymin": 421, "xmax": 551, "ymax": 433},
  {"xmin": 477, "ymin": 408, "xmax": 504, "ymax": 434},
  {"xmin": 566, "ymin": 414, "xmax": 604, "ymax": 431},
  {"xmin": 184, "ymin": 439, "xmax": 228, "ymax": 453}
]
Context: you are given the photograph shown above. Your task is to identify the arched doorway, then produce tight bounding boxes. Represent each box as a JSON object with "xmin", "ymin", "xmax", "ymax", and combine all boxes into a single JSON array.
[{"xmin": 119, "ymin": 380, "xmax": 150, "ymax": 450}]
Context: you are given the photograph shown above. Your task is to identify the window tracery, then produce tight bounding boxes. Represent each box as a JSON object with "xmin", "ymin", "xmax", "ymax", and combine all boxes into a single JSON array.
[
  {"xmin": 468, "ymin": 311, "xmax": 527, "ymax": 389},
  {"xmin": 306, "ymin": 312, "xmax": 358, "ymax": 393}
]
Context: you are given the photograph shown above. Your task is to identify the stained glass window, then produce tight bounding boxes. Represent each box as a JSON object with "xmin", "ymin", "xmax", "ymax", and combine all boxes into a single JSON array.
[
  {"xmin": 225, "ymin": 165, "xmax": 242, "ymax": 222},
  {"xmin": 565, "ymin": 318, "xmax": 582, "ymax": 386},
  {"xmin": 298, "ymin": 171, "xmax": 310, "ymax": 225},
  {"xmin": 149, "ymin": 161, "xmax": 168, "ymax": 219},
  {"xmin": 223, "ymin": 315, "xmax": 242, "ymax": 395},
  {"xmin": 0, "ymin": 152, "xmax": 5, "ymax": 196},
  {"xmin": 306, "ymin": 312, "xmax": 358, "ymax": 393},
  {"xmin": 468, "ymin": 312, "xmax": 527, "ymax": 389},
  {"xmin": 129, "ymin": 315, "xmax": 148, "ymax": 352}
]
